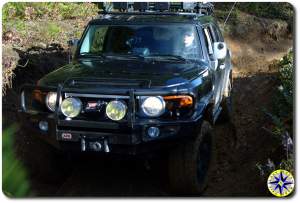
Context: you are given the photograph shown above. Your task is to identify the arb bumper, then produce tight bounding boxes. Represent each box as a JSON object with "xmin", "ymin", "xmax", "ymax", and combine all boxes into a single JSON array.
[
  {"xmin": 18, "ymin": 111, "xmax": 202, "ymax": 155},
  {"xmin": 19, "ymin": 82, "xmax": 207, "ymax": 155}
]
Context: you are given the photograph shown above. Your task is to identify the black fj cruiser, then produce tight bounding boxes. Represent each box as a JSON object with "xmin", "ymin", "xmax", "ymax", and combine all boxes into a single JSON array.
[{"xmin": 19, "ymin": 2, "xmax": 233, "ymax": 194}]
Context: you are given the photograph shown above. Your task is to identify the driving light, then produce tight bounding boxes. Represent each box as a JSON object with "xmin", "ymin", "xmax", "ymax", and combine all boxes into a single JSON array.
[
  {"xmin": 106, "ymin": 100, "xmax": 127, "ymax": 121},
  {"xmin": 46, "ymin": 92, "xmax": 58, "ymax": 112},
  {"xmin": 61, "ymin": 97, "xmax": 82, "ymax": 118},
  {"xmin": 33, "ymin": 90, "xmax": 44, "ymax": 103},
  {"xmin": 148, "ymin": 127, "xmax": 160, "ymax": 138},
  {"xmin": 141, "ymin": 96, "xmax": 165, "ymax": 117},
  {"xmin": 39, "ymin": 120, "xmax": 48, "ymax": 131}
]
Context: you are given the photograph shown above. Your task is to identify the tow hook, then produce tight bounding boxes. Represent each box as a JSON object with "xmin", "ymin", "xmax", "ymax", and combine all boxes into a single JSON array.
[
  {"xmin": 104, "ymin": 139, "xmax": 110, "ymax": 153},
  {"xmin": 81, "ymin": 137, "xmax": 86, "ymax": 152}
]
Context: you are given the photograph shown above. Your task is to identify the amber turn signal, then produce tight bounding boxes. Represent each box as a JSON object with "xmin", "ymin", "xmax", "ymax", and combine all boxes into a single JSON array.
[
  {"xmin": 163, "ymin": 95, "xmax": 193, "ymax": 108},
  {"xmin": 32, "ymin": 89, "xmax": 45, "ymax": 103}
]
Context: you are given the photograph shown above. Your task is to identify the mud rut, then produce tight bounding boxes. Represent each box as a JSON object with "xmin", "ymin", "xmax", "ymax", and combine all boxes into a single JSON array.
[{"xmin": 3, "ymin": 42, "xmax": 290, "ymax": 196}]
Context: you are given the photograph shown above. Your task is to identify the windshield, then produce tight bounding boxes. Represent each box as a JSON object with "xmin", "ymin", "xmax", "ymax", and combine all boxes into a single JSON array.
[{"xmin": 79, "ymin": 24, "xmax": 202, "ymax": 60}]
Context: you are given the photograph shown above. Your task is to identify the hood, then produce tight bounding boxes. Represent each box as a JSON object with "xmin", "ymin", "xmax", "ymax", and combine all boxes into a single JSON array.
[{"xmin": 38, "ymin": 57, "xmax": 208, "ymax": 88}]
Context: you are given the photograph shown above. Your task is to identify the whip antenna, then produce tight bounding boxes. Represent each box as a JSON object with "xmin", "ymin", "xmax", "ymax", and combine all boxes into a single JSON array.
[{"xmin": 224, "ymin": 2, "xmax": 237, "ymax": 27}]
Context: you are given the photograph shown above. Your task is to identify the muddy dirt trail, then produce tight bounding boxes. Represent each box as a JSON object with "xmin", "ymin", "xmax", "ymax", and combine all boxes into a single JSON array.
[
  {"xmin": 15, "ymin": 40, "xmax": 290, "ymax": 197},
  {"xmin": 23, "ymin": 68, "xmax": 282, "ymax": 197},
  {"xmin": 3, "ymin": 15, "xmax": 292, "ymax": 196}
]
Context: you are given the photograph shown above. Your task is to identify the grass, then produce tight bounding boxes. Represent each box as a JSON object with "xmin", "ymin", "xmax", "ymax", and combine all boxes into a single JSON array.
[
  {"xmin": 272, "ymin": 50, "xmax": 293, "ymax": 136},
  {"xmin": 2, "ymin": 2, "xmax": 98, "ymax": 21},
  {"xmin": 2, "ymin": 2, "xmax": 99, "ymax": 47},
  {"xmin": 45, "ymin": 22, "xmax": 61, "ymax": 39},
  {"xmin": 2, "ymin": 124, "xmax": 31, "ymax": 197},
  {"xmin": 3, "ymin": 19, "xmax": 26, "ymax": 35}
]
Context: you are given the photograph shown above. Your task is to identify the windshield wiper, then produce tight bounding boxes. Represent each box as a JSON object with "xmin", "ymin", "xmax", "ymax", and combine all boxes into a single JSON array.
[
  {"xmin": 79, "ymin": 52, "xmax": 106, "ymax": 58},
  {"xmin": 105, "ymin": 53, "xmax": 145, "ymax": 60},
  {"xmin": 145, "ymin": 54, "xmax": 186, "ymax": 61}
]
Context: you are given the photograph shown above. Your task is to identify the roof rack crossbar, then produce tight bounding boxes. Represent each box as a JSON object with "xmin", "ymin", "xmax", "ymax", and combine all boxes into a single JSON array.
[
  {"xmin": 99, "ymin": 2, "xmax": 214, "ymax": 16},
  {"xmin": 98, "ymin": 11, "xmax": 204, "ymax": 17}
]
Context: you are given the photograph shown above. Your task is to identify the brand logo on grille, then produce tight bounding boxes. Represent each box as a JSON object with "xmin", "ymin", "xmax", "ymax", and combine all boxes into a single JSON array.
[
  {"xmin": 86, "ymin": 101, "xmax": 98, "ymax": 109},
  {"xmin": 85, "ymin": 100, "xmax": 106, "ymax": 112}
]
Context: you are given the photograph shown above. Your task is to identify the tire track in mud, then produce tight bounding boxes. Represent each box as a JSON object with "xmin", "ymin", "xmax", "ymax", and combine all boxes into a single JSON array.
[{"xmin": 204, "ymin": 72, "xmax": 279, "ymax": 196}]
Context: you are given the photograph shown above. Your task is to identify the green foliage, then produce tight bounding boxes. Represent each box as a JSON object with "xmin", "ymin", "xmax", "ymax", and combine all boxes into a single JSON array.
[
  {"xmin": 2, "ymin": 2, "xmax": 98, "ymax": 22},
  {"xmin": 15, "ymin": 20, "xmax": 26, "ymax": 32},
  {"xmin": 215, "ymin": 2, "xmax": 293, "ymax": 21},
  {"xmin": 46, "ymin": 22, "xmax": 61, "ymax": 39},
  {"xmin": 271, "ymin": 50, "xmax": 293, "ymax": 136},
  {"xmin": 214, "ymin": 2, "xmax": 293, "ymax": 31},
  {"xmin": 214, "ymin": 5, "xmax": 239, "ymax": 22},
  {"xmin": 280, "ymin": 159, "xmax": 294, "ymax": 175},
  {"xmin": 2, "ymin": 2, "xmax": 99, "ymax": 45},
  {"xmin": 2, "ymin": 2, "xmax": 26, "ymax": 21},
  {"xmin": 2, "ymin": 125, "xmax": 30, "ymax": 197},
  {"xmin": 238, "ymin": 3, "xmax": 293, "ymax": 21},
  {"xmin": 258, "ymin": 50, "xmax": 294, "ymax": 177},
  {"xmin": 278, "ymin": 51, "xmax": 293, "ymax": 103},
  {"xmin": 2, "ymin": 19, "xmax": 26, "ymax": 36},
  {"xmin": 261, "ymin": 50, "xmax": 293, "ymax": 138}
]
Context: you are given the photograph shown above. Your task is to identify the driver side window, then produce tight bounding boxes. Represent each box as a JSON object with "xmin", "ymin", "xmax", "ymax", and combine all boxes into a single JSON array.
[{"xmin": 91, "ymin": 27, "xmax": 108, "ymax": 53}]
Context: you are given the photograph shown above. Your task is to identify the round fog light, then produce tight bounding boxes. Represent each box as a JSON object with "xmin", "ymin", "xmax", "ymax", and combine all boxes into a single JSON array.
[
  {"xmin": 39, "ymin": 121, "xmax": 48, "ymax": 131},
  {"xmin": 148, "ymin": 127, "xmax": 160, "ymax": 138},
  {"xmin": 106, "ymin": 100, "xmax": 127, "ymax": 121},
  {"xmin": 61, "ymin": 97, "xmax": 82, "ymax": 118}
]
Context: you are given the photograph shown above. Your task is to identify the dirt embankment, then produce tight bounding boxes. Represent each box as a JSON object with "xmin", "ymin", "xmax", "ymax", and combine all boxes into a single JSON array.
[
  {"xmin": 204, "ymin": 13, "xmax": 293, "ymax": 195},
  {"xmin": 225, "ymin": 13, "xmax": 292, "ymax": 74},
  {"xmin": 2, "ymin": 18, "xmax": 91, "ymax": 128},
  {"xmin": 2, "ymin": 12, "xmax": 293, "ymax": 196}
]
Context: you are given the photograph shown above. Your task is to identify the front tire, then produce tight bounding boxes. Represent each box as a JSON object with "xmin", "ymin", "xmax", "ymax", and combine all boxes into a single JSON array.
[{"xmin": 168, "ymin": 121, "xmax": 215, "ymax": 194}]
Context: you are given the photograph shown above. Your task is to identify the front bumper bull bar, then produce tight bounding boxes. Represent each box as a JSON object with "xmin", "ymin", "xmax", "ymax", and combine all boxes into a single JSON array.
[{"xmin": 18, "ymin": 78, "xmax": 206, "ymax": 154}]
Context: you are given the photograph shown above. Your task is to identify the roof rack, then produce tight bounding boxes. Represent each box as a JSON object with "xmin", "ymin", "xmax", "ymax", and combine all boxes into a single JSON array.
[{"xmin": 98, "ymin": 2, "xmax": 214, "ymax": 16}]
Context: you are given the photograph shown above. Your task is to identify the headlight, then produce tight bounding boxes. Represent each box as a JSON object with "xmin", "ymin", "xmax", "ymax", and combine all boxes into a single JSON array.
[
  {"xmin": 106, "ymin": 100, "xmax": 127, "ymax": 121},
  {"xmin": 141, "ymin": 96, "xmax": 165, "ymax": 117},
  {"xmin": 61, "ymin": 97, "xmax": 82, "ymax": 118},
  {"xmin": 46, "ymin": 92, "xmax": 58, "ymax": 112}
]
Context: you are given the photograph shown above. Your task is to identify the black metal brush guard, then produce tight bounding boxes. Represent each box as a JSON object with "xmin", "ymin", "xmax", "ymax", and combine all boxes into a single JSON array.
[{"xmin": 19, "ymin": 76, "xmax": 198, "ymax": 134}]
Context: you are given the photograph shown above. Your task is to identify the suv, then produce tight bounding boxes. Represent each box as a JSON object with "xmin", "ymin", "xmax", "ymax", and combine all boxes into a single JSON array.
[{"xmin": 19, "ymin": 3, "xmax": 232, "ymax": 194}]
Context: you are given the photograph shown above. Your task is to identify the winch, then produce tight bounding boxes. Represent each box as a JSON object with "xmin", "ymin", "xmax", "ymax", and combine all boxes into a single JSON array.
[{"xmin": 81, "ymin": 137, "xmax": 110, "ymax": 152}]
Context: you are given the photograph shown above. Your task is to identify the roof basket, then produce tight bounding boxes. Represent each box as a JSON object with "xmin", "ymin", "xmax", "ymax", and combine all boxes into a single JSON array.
[{"xmin": 98, "ymin": 2, "xmax": 214, "ymax": 16}]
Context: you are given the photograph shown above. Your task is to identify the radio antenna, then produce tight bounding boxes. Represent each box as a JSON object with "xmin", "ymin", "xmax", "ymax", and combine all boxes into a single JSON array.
[{"xmin": 224, "ymin": 2, "xmax": 237, "ymax": 27}]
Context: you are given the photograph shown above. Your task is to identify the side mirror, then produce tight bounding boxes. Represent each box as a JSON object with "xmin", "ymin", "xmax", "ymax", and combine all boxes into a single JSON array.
[
  {"xmin": 68, "ymin": 39, "xmax": 79, "ymax": 47},
  {"xmin": 67, "ymin": 39, "xmax": 79, "ymax": 63},
  {"xmin": 213, "ymin": 42, "xmax": 227, "ymax": 60}
]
